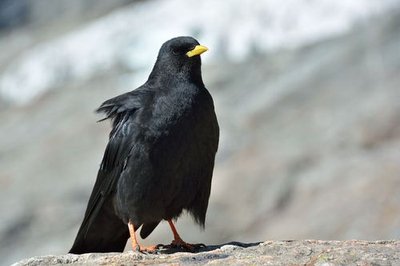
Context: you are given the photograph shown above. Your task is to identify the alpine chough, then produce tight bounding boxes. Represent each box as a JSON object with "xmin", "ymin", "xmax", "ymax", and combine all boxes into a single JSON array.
[{"xmin": 69, "ymin": 36, "xmax": 219, "ymax": 253}]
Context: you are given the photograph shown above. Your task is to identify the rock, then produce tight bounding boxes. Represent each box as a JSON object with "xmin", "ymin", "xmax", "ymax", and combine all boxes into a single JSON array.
[{"xmin": 12, "ymin": 240, "xmax": 400, "ymax": 265}]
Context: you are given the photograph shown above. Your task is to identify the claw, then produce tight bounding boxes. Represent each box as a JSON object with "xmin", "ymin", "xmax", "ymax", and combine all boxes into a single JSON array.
[
  {"xmin": 165, "ymin": 219, "xmax": 206, "ymax": 252},
  {"xmin": 194, "ymin": 243, "xmax": 206, "ymax": 249},
  {"xmin": 128, "ymin": 221, "xmax": 160, "ymax": 254},
  {"xmin": 172, "ymin": 239, "xmax": 193, "ymax": 251},
  {"xmin": 138, "ymin": 245, "xmax": 159, "ymax": 254}
]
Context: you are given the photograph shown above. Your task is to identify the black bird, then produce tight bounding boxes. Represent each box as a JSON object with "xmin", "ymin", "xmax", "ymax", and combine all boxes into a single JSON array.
[{"xmin": 69, "ymin": 36, "xmax": 219, "ymax": 254}]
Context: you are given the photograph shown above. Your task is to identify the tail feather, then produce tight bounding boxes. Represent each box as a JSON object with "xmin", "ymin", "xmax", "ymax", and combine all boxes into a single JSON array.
[
  {"xmin": 69, "ymin": 196, "xmax": 129, "ymax": 254},
  {"xmin": 140, "ymin": 222, "xmax": 160, "ymax": 239}
]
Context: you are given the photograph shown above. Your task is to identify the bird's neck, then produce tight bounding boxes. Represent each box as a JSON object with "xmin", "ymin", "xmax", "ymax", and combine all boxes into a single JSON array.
[{"xmin": 147, "ymin": 62, "xmax": 204, "ymax": 87}]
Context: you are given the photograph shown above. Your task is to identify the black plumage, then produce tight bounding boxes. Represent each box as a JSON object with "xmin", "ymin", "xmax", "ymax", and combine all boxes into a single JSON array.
[{"xmin": 69, "ymin": 36, "xmax": 219, "ymax": 254}]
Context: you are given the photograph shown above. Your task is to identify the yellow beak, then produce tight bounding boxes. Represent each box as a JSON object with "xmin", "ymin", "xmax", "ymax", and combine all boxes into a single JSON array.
[{"xmin": 186, "ymin": 45, "xmax": 208, "ymax": 57}]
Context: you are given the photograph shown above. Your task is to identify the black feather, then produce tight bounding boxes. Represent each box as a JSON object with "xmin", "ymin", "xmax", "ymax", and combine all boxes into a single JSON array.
[{"xmin": 140, "ymin": 222, "xmax": 160, "ymax": 239}]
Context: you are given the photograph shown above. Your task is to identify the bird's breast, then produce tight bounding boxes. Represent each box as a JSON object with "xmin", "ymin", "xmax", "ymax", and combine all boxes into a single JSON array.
[{"xmin": 150, "ymin": 87, "xmax": 200, "ymax": 130}]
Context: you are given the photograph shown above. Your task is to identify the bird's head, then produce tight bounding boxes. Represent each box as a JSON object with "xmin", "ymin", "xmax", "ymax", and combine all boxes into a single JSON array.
[
  {"xmin": 164, "ymin": 36, "xmax": 208, "ymax": 58},
  {"xmin": 149, "ymin": 36, "xmax": 208, "ymax": 84}
]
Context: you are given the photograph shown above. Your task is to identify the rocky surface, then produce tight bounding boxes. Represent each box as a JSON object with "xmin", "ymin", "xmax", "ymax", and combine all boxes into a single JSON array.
[{"xmin": 13, "ymin": 240, "xmax": 400, "ymax": 265}]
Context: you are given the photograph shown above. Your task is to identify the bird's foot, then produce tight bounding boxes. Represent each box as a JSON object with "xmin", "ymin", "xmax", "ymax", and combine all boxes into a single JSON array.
[
  {"xmin": 160, "ymin": 239, "xmax": 206, "ymax": 252},
  {"xmin": 132, "ymin": 244, "xmax": 159, "ymax": 254}
]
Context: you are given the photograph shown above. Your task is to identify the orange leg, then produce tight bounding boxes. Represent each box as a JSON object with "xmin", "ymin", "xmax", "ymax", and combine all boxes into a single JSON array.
[
  {"xmin": 167, "ymin": 219, "xmax": 205, "ymax": 251},
  {"xmin": 128, "ymin": 221, "xmax": 158, "ymax": 253}
]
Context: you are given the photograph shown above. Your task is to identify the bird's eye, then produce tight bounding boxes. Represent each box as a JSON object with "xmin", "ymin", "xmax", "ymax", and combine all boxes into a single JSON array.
[
  {"xmin": 171, "ymin": 46, "xmax": 185, "ymax": 55},
  {"xmin": 172, "ymin": 45, "xmax": 194, "ymax": 55},
  {"xmin": 172, "ymin": 48, "xmax": 180, "ymax": 55}
]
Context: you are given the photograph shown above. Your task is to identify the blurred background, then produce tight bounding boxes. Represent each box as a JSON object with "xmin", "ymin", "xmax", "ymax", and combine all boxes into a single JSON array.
[{"xmin": 1, "ymin": 0, "xmax": 400, "ymax": 264}]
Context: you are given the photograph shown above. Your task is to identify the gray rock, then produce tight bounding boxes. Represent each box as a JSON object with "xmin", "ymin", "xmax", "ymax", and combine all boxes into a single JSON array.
[{"xmin": 12, "ymin": 240, "xmax": 400, "ymax": 265}]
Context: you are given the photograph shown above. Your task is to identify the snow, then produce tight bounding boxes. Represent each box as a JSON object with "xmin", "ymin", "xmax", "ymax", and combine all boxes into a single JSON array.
[{"xmin": 0, "ymin": 0, "xmax": 399, "ymax": 105}]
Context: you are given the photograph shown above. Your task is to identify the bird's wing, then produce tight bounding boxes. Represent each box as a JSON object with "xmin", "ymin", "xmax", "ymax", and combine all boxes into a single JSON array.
[
  {"xmin": 187, "ymin": 89, "xmax": 219, "ymax": 226},
  {"xmin": 70, "ymin": 88, "xmax": 152, "ymax": 254}
]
